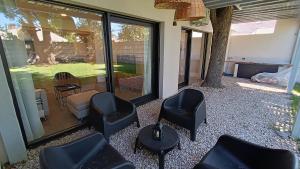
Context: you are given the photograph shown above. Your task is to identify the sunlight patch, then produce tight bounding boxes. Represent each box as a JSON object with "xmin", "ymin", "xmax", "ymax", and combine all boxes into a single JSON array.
[{"xmin": 237, "ymin": 82, "xmax": 286, "ymax": 93}]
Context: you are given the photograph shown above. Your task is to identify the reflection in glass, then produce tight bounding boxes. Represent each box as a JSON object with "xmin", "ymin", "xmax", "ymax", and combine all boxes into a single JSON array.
[
  {"xmin": 178, "ymin": 30, "xmax": 188, "ymax": 84},
  {"xmin": 111, "ymin": 22, "xmax": 152, "ymax": 100},
  {"xmin": 0, "ymin": 0, "xmax": 106, "ymax": 142},
  {"xmin": 189, "ymin": 31, "xmax": 204, "ymax": 84}
]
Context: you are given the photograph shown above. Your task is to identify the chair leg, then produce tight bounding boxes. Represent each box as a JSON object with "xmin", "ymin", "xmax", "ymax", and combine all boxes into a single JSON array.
[
  {"xmin": 136, "ymin": 117, "xmax": 140, "ymax": 128},
  {"xmin": 158, "ymin": 114, "xmax": 162, "ymax": 122},
  {"xmin": 190, "ymin": 129, "xmax": 196, "ymax": 141},
  {"xmin": 104, "ymin": 134, "xmax": 110, "ymax": 143}
]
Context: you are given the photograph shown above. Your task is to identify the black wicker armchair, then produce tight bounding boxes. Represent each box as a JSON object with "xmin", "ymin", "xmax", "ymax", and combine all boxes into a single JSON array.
[
  {"xmin": 53, "ymin": 72, "xmax": 81, "ymax": 87},
  {"xmin": 89, "ymin": 92, "xmax": 140, "ymax": 141},
  {"xmin": 39, "ymin": 132, "xmax": 135, "ymax": 169},
  {"xmin": 193, "ymin": 135, "xmax": 298, "ymax": 169},
  {"xmin": 159, "ymin": 88, "xmax": 206, "ymax": 141}
]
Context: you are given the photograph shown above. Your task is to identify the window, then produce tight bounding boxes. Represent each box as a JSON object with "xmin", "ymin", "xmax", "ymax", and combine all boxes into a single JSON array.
[
  {"xmin": 110, "ymin": 20, "xmax": 154, "ymax": 100},
  {"xmin": 178, "ymin": 29, "xmax": 208, "ymax": 88},
  {"xmin": 0, "ymin": 0, "xmax": 158, "ymax": 145},
  {"xmin": 231, "ymin": 20, "xmax": 277, "ymax": 36},
  {"xmin": 178, "ymin": 29, "xmax": 189, "ymax": 86},
  {"xmin": 0, "ymin": 0, "xmax": 107, "ymax": 143}
]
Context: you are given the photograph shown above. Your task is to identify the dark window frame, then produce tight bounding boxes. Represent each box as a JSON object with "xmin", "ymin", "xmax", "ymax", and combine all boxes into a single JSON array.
[{"xmin": 0, "ymin": 0, "xmax": 160, "ymax": 148}]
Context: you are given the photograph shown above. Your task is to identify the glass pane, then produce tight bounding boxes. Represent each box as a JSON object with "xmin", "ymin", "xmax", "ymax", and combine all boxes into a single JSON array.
[
  {"xmin": 178, "ymin": 30, "xmax": 188, "ymax": 84},
  {"xmin": 189, "ymin": 31, "xmax": 203, "ymax": 84},
  {"xmin": 111, "ymin": 21, "xmax": 152, "ymax": 100},
  {"xmin": 0, "ymin": 0, "xmax": 106, "ymax": 142}
]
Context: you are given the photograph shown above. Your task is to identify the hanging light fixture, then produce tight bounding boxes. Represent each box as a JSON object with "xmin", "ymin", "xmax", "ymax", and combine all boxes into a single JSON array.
[
  {"xmin": 154, "ymin": 0, "xmax": 191, "ymax": 9},
  {"xmin": 174, "ymin": 0, "xmax": 206, "ymax": 21}
]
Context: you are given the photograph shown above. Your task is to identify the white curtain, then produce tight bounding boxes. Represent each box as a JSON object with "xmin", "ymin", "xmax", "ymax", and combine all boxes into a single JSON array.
[
  {"xmin": 3, "ymin": 39, "xmax": 44, "ymax": 142},
  {"xmin": 143, "ymin": 28, "xmax": 152, "ymax": 95}
]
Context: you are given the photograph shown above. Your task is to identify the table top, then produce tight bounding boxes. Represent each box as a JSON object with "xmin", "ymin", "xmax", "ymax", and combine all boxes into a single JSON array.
[
  {"xmin": 54, "ymin": 84, "xmax": 81, "ymax": 92},
  {"xmin": 138, "ymin": 124, "xmax": 179, "ymax": 153}
]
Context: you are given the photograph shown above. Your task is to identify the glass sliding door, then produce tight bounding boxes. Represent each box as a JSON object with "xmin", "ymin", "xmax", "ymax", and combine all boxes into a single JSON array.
[
  {"xmin": 110, "ymin": 18, "xmax": 154, "ymax": 100},
  {"xmin": 178, "ymin": 30, "xmax": 188, "ymax": 85},
  {"xmin": 178, "ymin": 29, "xmax": 208, "ymax": 87},
  {"xmin": 0, "ymin": 0, "xmax": 107, "ymax": 143},
  {"xmin": 189, "ymin": 31, "xmax": 206, "ymax": 84},
  {"xmin": 178, "ymin": 29, "xmax": 190, "ymax": 87}
]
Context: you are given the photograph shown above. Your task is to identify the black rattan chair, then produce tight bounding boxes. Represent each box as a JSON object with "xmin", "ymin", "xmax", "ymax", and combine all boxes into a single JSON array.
[
  {"xmin": 89, "ymin": 92, "xmax": 140, "ymax": 141},
  {"xmin": 39, "ymin": 132, "xmax": 135, "ymax": 169},
  {"xmin": 159, "ymin": 89, "xmax": 206, "ymax": 141},
  {"xmin": 193, "ymin": 135, "xmax": 298, "ymax": 169}
]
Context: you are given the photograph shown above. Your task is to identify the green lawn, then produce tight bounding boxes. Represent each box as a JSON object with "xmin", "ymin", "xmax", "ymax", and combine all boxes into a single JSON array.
[
  {"xmin": 11, "ymin": 63, "xmax": 107, "ymax": 86},
  {"xmin": 292, "ymin": 83, "xmax": 300, "ymax": 114},
  {"xmin": 10, "ymin": 62, "xmax": 139, "ymax": 89}
]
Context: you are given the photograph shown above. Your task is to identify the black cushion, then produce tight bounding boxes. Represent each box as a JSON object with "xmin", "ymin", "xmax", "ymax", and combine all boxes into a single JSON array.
[
  {"xmin": 106, "ymin": 111, "xmax": 135, "ymax": 124},
  {"xmin": 194, "ymin": 135, "xmax": 298, "ymax": 169},
  {"xmin": 39, "ymin": 133, "xmax": 135, "ymax": 169},
  {"xmin": 81, "ymin": 144, "xmax": 130, "ymax": 169},
  {"xmin": 193, "ymin": 163, "xmax": 219, "ymax": 169}
]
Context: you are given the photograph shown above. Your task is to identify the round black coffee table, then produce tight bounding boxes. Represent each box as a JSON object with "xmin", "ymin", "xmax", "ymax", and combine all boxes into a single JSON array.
[{"xmin": 134, "ymin": 124, "xmax": 181, "ymax": 169}]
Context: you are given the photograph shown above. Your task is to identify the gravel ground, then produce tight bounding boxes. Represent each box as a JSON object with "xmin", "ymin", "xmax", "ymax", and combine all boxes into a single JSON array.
[{"xmin": 13, "ymin": 77, "xmax": 298, "ymax": 169}]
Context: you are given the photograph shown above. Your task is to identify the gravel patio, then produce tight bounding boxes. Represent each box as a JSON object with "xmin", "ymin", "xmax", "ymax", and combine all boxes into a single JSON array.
[{"xmin": 15, "ymin": 77, "xmax": 298, "ymax": 169}]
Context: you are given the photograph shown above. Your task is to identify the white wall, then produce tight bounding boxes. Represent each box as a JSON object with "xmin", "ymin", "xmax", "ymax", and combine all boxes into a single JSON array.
[
  {"xmin": 65, "ymin": 0, "xmax": 213, "ymax": 98},
  {"xmin": 227, "ymin": 19, "xmax": 300, "ymax": 64}
]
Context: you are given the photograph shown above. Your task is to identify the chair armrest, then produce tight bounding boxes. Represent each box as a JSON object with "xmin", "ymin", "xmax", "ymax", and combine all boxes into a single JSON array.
[
  {"xmin": 163, "ymin": 94, "xmax": 180, "ymax": 108},
  {"xmin": 193, "ymin": 100, "xmax": 206, "ymax": 125},
  {"xmin": 40, "ymin": 133, "xmax": 107, "ymax": 168},
  {"xmin": 62, "ymin": 133, "xmax": 106, "ymax": 152}
]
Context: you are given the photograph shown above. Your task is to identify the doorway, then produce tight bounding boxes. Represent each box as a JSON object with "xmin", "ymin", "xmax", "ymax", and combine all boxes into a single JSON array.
[
  {"xmin": 178, "ymin": 28, "xmax": 208, "ymax": 88},
  {"xmin": 178, "ymin": 29, "xmax": 191, "ymax": 88}
]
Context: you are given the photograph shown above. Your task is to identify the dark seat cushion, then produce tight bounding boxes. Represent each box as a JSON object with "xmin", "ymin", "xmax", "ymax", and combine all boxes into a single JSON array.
[
  {"xmin": 200, "ymin": 146, "xmax": 250, "ymax": 169},
  {"xmin": 39, "ymin": 133, "xmax": 135, "ymax": 169},
  {"xmin": 193, "ymin": 135, "xmax": 298, "ymax": 169},
  {"xmin": 106, "ymin": 111, "xmax": 134, "ymax": 124},
  {"xmin": 164, "ymin": 107, "xmax": 192, "ymax": 123},
  {"xmin": 81, "ymin": 144, "xmax": 127, "ymax": 169},
  {"xmin": 89, "ymin": 92, "xmax": 139, "ymax": 140},
  {"xmin": 194, "ymin": 163, "xmax": 219, "ymax": 169}
]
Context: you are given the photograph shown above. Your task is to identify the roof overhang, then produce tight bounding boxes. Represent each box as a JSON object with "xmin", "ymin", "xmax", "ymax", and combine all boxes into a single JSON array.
[{"xmin": 204, "ymin": 0, "xmax": 300, "ymax": 23}]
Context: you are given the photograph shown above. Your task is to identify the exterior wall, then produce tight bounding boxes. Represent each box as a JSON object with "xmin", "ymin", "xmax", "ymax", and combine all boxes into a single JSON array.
[
  {"xmin": 64, "ymin": 0, "xmax": 213, "ymax": 98},
  {"xmin": 225, "ymin": 19, "xmax": 300, "ymax": 74},
  {"xmin": 227, "ymin": 19, "xmax": 299, "ymax": 64}
]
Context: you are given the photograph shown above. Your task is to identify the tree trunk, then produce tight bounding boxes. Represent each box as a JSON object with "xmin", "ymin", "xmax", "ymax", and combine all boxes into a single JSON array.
[{"xmin": 204, "ymin": 6, "xmax": 233, "ymax": 88}]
